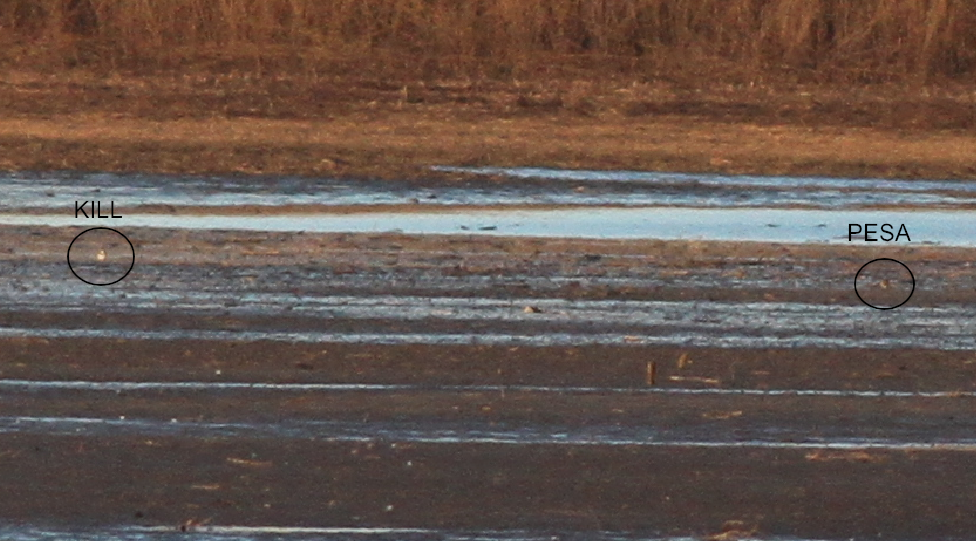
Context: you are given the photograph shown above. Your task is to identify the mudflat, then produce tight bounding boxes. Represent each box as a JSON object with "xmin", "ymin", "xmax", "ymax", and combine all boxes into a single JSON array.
[
  {"xmin": 2, "ymin": 55, "xmax": 976, "ymax": 540},
  {"xmin": 5, "ymin": 433, "xmax": 976, "ymax": 539},
  {"xmin": 4, "ymin": 219, "xmax": 976, "ymax": 537}
]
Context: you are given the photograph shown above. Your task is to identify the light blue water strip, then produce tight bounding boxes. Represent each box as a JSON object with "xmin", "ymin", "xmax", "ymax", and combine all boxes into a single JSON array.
[{"xmin": 0, "ymin": 208, "xmax": 970, "ymax": 244}]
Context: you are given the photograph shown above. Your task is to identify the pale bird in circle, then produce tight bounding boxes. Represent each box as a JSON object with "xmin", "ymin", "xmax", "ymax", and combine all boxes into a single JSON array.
[{"xmin": 96, "ymin": 249, "xmax": 106, "ymax": 261}]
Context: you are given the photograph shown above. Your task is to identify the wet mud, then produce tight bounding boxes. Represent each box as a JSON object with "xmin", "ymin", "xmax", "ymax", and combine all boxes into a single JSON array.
[
  {"xmin": 8, "ymin": 170, "xmax": 976, "ymax": 213},
  {"xmin": 3, "ymin": 167, "xmax": 976, "ymax": 539},
  {"xmin": 2, "ymin": 222, "xmax": 976, "ymax": 538},
  {"xmin": 4, "ymin": 434, "xmax": 976, "ymax": 539}
]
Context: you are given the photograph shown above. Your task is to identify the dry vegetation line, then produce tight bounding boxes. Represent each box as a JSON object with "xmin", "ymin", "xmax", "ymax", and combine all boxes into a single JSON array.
[
  {"xmin": 1, "ymin": 113, "xmax": 974, "ymax": 175},
  {"xmin": 2, "ymin": 3, "xmax": 976, "ymax": 177},
  {"xmin": 3, "ymin": 0, "xmax": 975, "ymax": 80}
]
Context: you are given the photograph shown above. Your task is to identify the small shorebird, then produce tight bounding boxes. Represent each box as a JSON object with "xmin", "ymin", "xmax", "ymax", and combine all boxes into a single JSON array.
[
  {"xmin": 178, "ymin": 517, "xmax": 212, "ymax": 532},
  {"xmin": 96, "ymin": 249, "xmax": 106, "ymax": 261}
]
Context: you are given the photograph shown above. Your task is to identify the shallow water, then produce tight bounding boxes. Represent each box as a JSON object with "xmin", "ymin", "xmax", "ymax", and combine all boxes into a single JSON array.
[
  {"xmin": 4, "ymin": 168, "xmax": 972, "ymax": 244},
  {"xmin": 3, "ymin": 379, "xmax": 975, "ymax": 398},
  {"xmin": 4, "ymin": 326, "xmax": 972, "ymax": 349},
  {"xmin": 430, "ymin": 166, "xmax": 976, "ymax": 193},
  {"xmin": 3, "ymin": 291, "xmax": 975, "ymax": 348},
  {"xmin": 0, "ymin": 208, "xmax": 967, "ymax": 244},
  {"xmin": 4, "ymin": 413, "xmax": 975, "ymax": 449},
  {"xmin": 0, "ymin": 524, "xmax": 793, "ymax": 541},
  {"xmin": 2, "ymin": 246, "xmax": 972, "ymax": 348},
  {"xmin": 6, "ymin": 169, "xmax": 976, "ymax": 210}
]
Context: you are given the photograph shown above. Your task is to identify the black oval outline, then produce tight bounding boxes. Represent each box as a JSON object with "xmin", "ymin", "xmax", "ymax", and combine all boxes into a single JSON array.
[
  {"xmin": 854, "ymin": 258, "xmax": 914, "ymax": 310},
  {"xmin": 67, "ymin": 227, "xmax": 135, "ymax": 286}
]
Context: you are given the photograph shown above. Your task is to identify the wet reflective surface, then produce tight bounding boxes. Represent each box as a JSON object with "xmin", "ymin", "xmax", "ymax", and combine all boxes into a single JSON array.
[
  {"xmin": 2, "ymin": 297, "xmax": 975, "ymax": 349},
  {"xmin": 0, "ymin": 207, "xmax": 972, "ymax": 244},
  {"xmin": 6, "ymin": 168, "xmax": 976, "ymax": 211},
  {"xmin": 0, "ymin": 524, "xmax": 824, "ymax": 541},
  {"xmin": 3, "ymin": 168, "xmax": 976, "ymax": 539}
]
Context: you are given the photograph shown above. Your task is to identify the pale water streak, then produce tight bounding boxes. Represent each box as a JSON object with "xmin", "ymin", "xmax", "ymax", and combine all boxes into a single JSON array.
[
  {"xmin": 3, "ymin": 379, "xmax": 976, "ymax": 398},
  {"xmin": 2, "ymin": 294, "xmax": 957, "ymax": 325},
  {"xmin": 0, "ymin": 523, "xmax": 800, "ymax": 541},
  {"xmin": 1, "ymin": 297, "xmax": 974, "ymax": 349},
  {"xmin": 8, "ymin": 169, "xmax": 976, "ymax": 210},
  {"xmin": 0, "ymin": 326, "xmax": 974, "ymax": 349},
  {"xmin": 3, "ymin": 415, "xmax": 976, "ymax": 450},
  {"xmin": 431, "ymin": 166, "xmax": 976, "ymax": 193},
  {"xmin": 1, "ymin": 269, "xmax": 834, "ymax": 300},
  {"xmin": 0, "ymin": 208, "xmax": 970, "ymax": 244}
]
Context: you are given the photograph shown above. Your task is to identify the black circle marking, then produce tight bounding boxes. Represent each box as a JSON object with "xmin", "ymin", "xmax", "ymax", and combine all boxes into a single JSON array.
[
  {"xmin": 854, "ymin": 258, "xmax": 914, "ymax": 310},
  {"xmin": 67, "ymin": 227, "xmax": 135, "ymax": 286}
]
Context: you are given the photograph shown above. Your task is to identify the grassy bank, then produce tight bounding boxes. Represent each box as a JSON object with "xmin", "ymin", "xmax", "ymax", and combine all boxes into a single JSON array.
[
  {"xmin": 2, "ymin": 0, "xmax": 976, "ymax": 82},
  {"xmin": 0, "ymin": 2, "xmax": 974, "ymax": 179}
]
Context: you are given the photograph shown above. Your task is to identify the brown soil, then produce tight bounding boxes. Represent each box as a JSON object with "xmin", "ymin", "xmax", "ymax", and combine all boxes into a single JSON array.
[
  {"xmin": 0, "ymin": 68, "xmax": 974, "ymax": 180},
  {"xmin": 4, "ymin": 433, "xmax": 976, "ymax": 539},
  {"xmin": 4, "ymin": 336, "xmax": 976, "ymax": 539},
  {"xmin": 6, "ymin": 431, "xmax": 976, "ymax": 539},
  {"xmin": 4, "ymin": 337, "xmax": 976, "ymax": 394}
]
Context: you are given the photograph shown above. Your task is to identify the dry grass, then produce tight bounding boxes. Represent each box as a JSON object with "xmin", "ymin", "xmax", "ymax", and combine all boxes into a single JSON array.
[
  {"xmin": 1, "ymin": 2, "xmax": 975, "ymax": 180},
  {"xmin": 2, "ymin": 0, "xmax": 975, "ymax": 82}
]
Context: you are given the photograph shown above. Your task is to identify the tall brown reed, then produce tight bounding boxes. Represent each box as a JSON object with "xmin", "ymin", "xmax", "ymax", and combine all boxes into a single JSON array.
[{"xmin": 1, "ymin": 0, "xmax": 974, "ymax": 80}]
